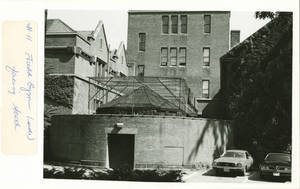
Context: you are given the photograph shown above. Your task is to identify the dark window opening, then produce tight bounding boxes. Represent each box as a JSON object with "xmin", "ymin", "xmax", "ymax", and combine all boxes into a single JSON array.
[
  {"xmin": 204, "ymin": 15, "xmax": 211, "ymax": 33},
  {"xmin": 180, "ymin": 15, "xmax": 187, "ymax": 33},
  {"xmin": 162, "ymin": 16, "xmax": 169, "ymax": 34},
  {"xmin": 138, "ymin": 33, "xmax": 146, "ymax": 51},
  {"xmin": 171, "ymin": 15, "xmax": 178, "ymax": 34},
  {"xmin": 137, "ymin": 65, "xmax": 145, "ymax": 76}
]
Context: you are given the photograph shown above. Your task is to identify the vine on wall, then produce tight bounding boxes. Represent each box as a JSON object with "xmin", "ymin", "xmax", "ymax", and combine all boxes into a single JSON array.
[{"xmin": 44, "ymin": 75, "xmax": 74, "ymax": 108}]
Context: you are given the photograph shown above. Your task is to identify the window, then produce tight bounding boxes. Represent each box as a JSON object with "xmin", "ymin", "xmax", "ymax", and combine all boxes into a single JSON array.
[
  {"xmin": 170, "ymin": 48, "xmax": 177, "ymax": 66},
  {"xmin": 99, "ymin": 64, "xmax": 102, "ymax": 77},
  {"xmin": 204, "ymin": 15, "xmax": 211, "ymax": 33},
  {"xmin": 139, "ymin": 33, "xmax": 146, "ymax": 51},
  {"xmin": 246, "ymin": 152, "xmax": 250, "ymax": 159},
  {"xmin": 179, "ymin": 47, "xmax": 186, "ymax": 66},
  {"xmin": 161, "ymin": 47, "xmax": 168, "ymax": 66},
  {"xmin": 137, "ymin": 65, "xmax": 145, "ymax": 76},
  {"xmin": 202, "ymin": 80, "xmax": 210, "ymax": 99},
  {"xmin": 171, "ymin": 15, "xmax": 178, "ymax": 34},
  {"xmin": 100, "ymin": 38, "xmax": 103, "ymax": 49},
  {"xmin": 203, "ymin": 47, "xmax": 210, "ymax": 66},
  {"xmin": 95, "ymin": 62, "xmax": 99, "ymax": 77},
  {"xmin": 162, "ymin": 16, "xmax": 169, "ymax": 34},
  {"xmin": 93, "ymin": 99, "xmax": 102, "ymax": 111},
  {"xmin": 180, "ymin": 15, "xmax": 187, "ymax": 33}
]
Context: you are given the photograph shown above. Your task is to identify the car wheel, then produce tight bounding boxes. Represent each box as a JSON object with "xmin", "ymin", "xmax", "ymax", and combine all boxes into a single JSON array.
[{"xmin": 215, "ymin": 168, "xmax": 222, "ymax": 176}]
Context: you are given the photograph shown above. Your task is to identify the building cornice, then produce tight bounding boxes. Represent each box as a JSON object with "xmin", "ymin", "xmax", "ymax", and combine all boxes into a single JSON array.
[
  {"xmin": 128, "ymin": 10, "xmax": 230, "ymax": 15},
  {"xmin": 46, "ymin": 32, "xmax": 91, "ymax": 45},
  {"xmin": 47, "ymin": 73, "xmax": 122, "ymax": 96},
  {"xmin": 45, "ymin": 45, "xmax": 107, "ymax": 65}
]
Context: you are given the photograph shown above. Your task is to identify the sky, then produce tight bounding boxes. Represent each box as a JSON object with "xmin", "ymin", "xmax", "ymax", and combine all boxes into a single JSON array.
[{"xmin": 48, "ymin": 10, "xmax": 270, "ymax": 50}]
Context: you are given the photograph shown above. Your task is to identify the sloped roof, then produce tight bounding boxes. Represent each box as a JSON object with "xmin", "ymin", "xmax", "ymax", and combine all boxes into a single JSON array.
[
  {"xmin": 77, "ymin": 30, "xmax": 93, "ymax": 41},
  {"xmin": 46, "ymin": 19, "xmax": 109, "ymax": 51},
  {"xmin": 116, "ymin": 41, "xmax": 126, "ymax": 57},
  {"xmin": 99, "ymin": 86, "xmax": 179, "ymax": 111},
  {"xmin": 46, "ymin": 19, "xmax": 75, "ymax": 33}
]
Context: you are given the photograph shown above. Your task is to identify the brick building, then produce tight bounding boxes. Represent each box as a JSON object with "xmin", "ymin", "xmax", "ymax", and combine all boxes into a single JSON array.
[
  {"xmin": 127, "ymin": 11, "xmax": 239, "ymax": 115},
  {"xmin": 45, "ymin": 19, "xmax": 119, "ymax": 115}
]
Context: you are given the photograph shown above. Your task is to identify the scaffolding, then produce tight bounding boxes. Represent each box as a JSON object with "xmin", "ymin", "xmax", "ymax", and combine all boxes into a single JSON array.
[{"xmin": 88, "ymin": 76, "xmax": 197, "ymax": 116}]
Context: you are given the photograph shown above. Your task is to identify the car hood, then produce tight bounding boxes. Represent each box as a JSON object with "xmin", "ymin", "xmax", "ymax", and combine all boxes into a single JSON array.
[
  {"xmin": 214, "ymin": 157, "xmax": 244, "ymax": 163},
  {"xmin": 262, "ymin": 160, "xmax": 291, "ymax": 166}
]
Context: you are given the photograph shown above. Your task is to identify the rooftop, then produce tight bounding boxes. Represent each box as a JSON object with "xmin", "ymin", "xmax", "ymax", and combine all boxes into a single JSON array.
[{"xmin": 128, "ymin": 10, "xmax": 230, "ymax": 14}]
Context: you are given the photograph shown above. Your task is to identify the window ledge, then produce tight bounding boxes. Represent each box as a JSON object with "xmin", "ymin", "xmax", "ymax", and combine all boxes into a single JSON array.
[
  {"xmin": 161, "ymin": 33, "xmax": 188, "ymax": 35},
  {"xmin": 196, "ymin": 98, "xmax": 212, "ymax": 102},
  {"xmin": 159, "ymin": 65, "xmax": 186, "ymax": 68}
]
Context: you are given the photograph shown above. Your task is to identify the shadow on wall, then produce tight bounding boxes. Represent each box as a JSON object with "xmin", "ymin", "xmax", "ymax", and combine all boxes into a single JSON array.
[
  {"xmin": 45, "ymin": 51, "xmax": 74, "ymax": 74},
  {"xmin": 187, "ymin": 119, "xmax": 232, "ymax": 163},
  {"xmin": 201, "ymin": 90, "xmax": 229, "ymax": 120}
]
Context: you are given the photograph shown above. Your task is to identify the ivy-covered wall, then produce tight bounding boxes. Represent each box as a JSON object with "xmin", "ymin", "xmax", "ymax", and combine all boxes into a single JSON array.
[
  {"xmin": 218, "ymin": 12, "xmax": 292, "ymax": 163},
  {"xmin": 44, "ymin": 75, "xmax": 75, "ymax": 161},
  {"xmin": 45, "ymin": 75, "xmax": 74, "ymax": 109}
]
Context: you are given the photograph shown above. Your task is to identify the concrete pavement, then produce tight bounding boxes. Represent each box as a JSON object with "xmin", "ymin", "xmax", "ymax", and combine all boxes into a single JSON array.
[{"xmin": 183, "ymin": 168, "xmax": 291, "ymax": 183}]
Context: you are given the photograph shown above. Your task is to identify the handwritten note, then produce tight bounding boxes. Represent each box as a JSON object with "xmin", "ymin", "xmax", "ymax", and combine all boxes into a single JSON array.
[{"xmin": 1, "ymin": 21, "xmax": 37, "ymax": 154}]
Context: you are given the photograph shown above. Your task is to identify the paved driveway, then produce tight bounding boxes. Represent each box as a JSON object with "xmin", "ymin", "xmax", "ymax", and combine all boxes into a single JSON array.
[{"xmin": 183, "ymin": 168, "xmax": 291, "ymax": 183}]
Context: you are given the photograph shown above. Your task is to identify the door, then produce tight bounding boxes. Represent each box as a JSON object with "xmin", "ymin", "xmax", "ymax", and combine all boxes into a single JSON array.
[{"xmin": 107, "ymin": 134, "xmax": 135, "ymax": 169}]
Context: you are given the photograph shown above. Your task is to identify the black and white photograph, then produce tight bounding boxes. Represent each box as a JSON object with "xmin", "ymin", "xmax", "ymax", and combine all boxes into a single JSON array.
[
  {"xmin": 43, "ymin": 9, "xmax": 293, "ymax": 184},
  {"xmin": 0, "ymin": 0, "xmax": 299, "ymax": 188}
]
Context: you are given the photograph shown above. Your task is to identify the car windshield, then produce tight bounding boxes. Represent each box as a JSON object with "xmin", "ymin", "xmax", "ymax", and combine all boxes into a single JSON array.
[
  {"xmin": 265, "ymin": 154, "xmax": 291, "ymax": 162},
  {"xmin": 222, "ymin": 151, "xmax": 245, "ymax": 158}
]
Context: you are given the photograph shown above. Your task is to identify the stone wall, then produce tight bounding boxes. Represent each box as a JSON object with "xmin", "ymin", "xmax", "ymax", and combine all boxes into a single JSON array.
[
  {"xmin": 45, "ymin": 35, "xmax": 76, "ymax": 47},
  {"xmin": 49, "ymin": 114, "xmax": 233, "ymax": 168},
  {"xmin": 45, "ymin": 49, "xmax": 75, "ymax": 74}
]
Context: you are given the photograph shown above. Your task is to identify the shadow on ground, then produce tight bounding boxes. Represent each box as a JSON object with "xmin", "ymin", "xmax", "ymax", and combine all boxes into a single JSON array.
[
  {"xmin": 202, "ymin": 168, "xmax": 241, "ymax": 178},
  {"xmin": 248, "ymin": 172, "xmax": 291, "ymax": 183}
]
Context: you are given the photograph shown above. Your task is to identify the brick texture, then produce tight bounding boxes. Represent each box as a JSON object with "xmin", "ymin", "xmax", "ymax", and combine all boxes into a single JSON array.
[
  {"xmin": 49, "ymin": 115, "xmax": 233, "ymax": 168},
  {"xmin": 127, "ymin": 11, "xmax": 230, "ymax": 114}
]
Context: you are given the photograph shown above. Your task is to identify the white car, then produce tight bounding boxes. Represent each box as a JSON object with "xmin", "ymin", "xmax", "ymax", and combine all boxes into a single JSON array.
[{"xmin": 212, "ymin": 150, "xmax": 253, "ymax": 176}]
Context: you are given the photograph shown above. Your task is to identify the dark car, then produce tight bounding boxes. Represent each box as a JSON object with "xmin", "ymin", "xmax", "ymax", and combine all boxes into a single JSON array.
[{"xmin": 259, "ymin": 153, "xmax": 291, "ymax": 180}]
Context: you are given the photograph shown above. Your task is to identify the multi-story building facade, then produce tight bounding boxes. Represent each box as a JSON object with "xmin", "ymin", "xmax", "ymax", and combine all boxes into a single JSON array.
[
  {"xmin": 127, "ymin": 11, "xmax": 238, "ymax": 115},
  {"xmin": 45, "ymin": 19, "xmax": 119, "ymax": 115},
  {"xmin": 108, "ymin": 41, "xmax": 129, "ymax": 77}
]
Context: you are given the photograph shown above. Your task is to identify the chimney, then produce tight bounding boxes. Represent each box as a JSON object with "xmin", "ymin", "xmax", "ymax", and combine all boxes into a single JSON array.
[{"xmin": 230, "ymin": 30, "xmax": 240, "ymax": 48}]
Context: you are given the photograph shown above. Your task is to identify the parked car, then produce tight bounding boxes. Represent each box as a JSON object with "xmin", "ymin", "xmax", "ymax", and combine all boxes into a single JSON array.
[
  {"xmin": 259, "ymin": 153, "xmax": 291, "ymax": 180},
  {"xmin": 212, "ymin": 150, "xmax": 253, "ymax": 176}
]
